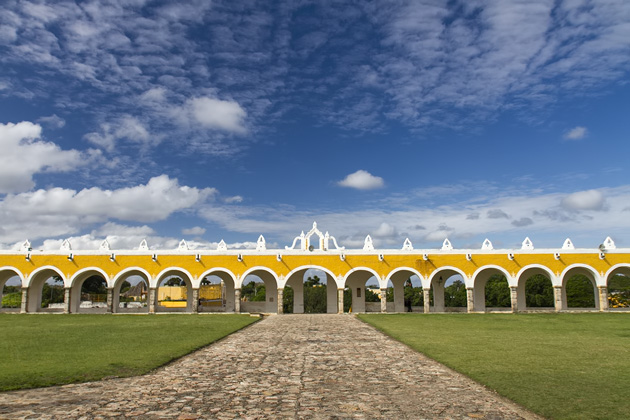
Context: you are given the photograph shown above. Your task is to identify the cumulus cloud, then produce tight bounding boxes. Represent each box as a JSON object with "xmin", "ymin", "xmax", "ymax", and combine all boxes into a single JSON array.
[
  {"xmin": 561, "ymin": 189, "xmax": 605, "ymax": 211},
  {"xmin": 223, "ymin": 195, "xmax": 243, "ymax": 204},
  {"xmin": 337, "ymin": 170, "xmax": 385, "ymax": 190},
  {"xmin": 0, "ymin": 175, "xmax": 216, "ymax": 243},
  {"xmin": 564, "ymin": 126, "xmax": 588, "ymax": 140},
  {"xmin": 373, "ymin": 222, "xmax": 397, "ymax": 238},
  {"xmin": 182, "ymin": 226, "xmax": 206, "ymax": 236},
  {"xmin": 37, "ymin": 114, "xmax": 65, "ymax": 129},
  {"xmin": 188, "ymin": 97, "xmax": 248, "ymax": 135},
  {"xmin": 0, "ymin": 121, "xmax": 87, "ymax": 193}
]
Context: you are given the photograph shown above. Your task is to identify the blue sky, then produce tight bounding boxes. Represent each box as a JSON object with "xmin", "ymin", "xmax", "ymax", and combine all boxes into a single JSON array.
[{"xmin": 1, "ymin": 0, "xmax": 629, "ymax": 251}]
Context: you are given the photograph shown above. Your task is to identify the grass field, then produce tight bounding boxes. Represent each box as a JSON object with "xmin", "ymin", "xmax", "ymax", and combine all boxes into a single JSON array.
[
  {"xmin": 0, "ymin": 314, "xmax": 258, "ymax": 391},
  {"xmin": 358, "ymin": 313, "xmax": 630, "ymax": 420}
]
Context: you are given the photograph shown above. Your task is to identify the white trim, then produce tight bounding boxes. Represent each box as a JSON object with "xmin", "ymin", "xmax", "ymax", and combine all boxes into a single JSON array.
[
  {"xmin": 154, "ymin": 267, "xmax": 195, "ymax": 288},
  {"xmin": 112, "ymin": 267, "xmax": 152, "ymax": 289},
  {"xmin": 605, "ymin": 263, "xmax": 630, "ymax": 286},
  {"xmin": 342, "ymin": 266, "xmax": 380, "ymax": 288},
  {"xmin": 285, "ymin": 265, "xmax": 339, "ymax": 288},
  {"xmin": 198, "ymin": 267, "xmax": 237, "ymax": 288},
  {"xmin": 0, "ymin": 266, "xmax": 26, "ymax": 286},
  {"xmin": 26, "ymin": 265, "xmax": 66, "ymax": 287},
  {"xmin": 69, "ymin": 267, "xmax": 110, "ymax": 288},
  {"xmin": 515, "ymin": 264, "xmax": 556, "ymax": 287},
  {"xmin": 427, "ymin": 266, "xmax": 468, "ymax": 289},
  {"xmin": 472, "ymin": 264, "xmax": 513, "ymax": 287},
  {"xmin": 560, "ymin": 263, "xmax": 601, "ymax": 286},
  {"xmin": 241, "ymin": 266, "xmax": 280, "ymax": 289}
]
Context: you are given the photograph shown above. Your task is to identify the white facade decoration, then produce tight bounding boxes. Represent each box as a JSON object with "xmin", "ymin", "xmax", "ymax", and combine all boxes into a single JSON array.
[
  {"xmin": 521, "ymin": 237, "xmax": 534, "ymax": 250},
  {"xmin": 363, "ymin": 235, "xmax": 374, "ymax": 251},
  {"xmin": 286, "ymin": 231, "xmax": 306, "ymax": 251},
  {"xmin": 217, "ymin": 240, "xmax": 228, "ymax": 251},
  {"xmin": 99, "ymin": 239, "xmax": 110, "ymax": 251},
  {"xmin": 20, "ymin": 240, "xmax": 32, "ymax": 252},
  {"xmin": 324, "ymin": 231, "xmax": 344, "ymax": 251},
  {"xmin": 441, "ymin": 238, "xmax": 453, "ymax": 251},
  {"xmin": 602, "ymin": 236, "xmax": 616, "ymax": 250},
  {"xmin": 178, "ymin": 239, "xmax": 189, "ymax": 251},
  {"xmin": 305, "ymin": 222, "xmax": 324, "ymax": 250},
  {"xmin": 562, "ymin": 238, "xmax": 575, "ymax": 250},
  {"xmin": 402, "ymin": 238, "xmax": 413, "ymax": 251},
  {"xmin": 482, "ymin": 239, "xmax": 493, "ymax": 250},
  {"xmin": 61, "ymin": 239, "xmax": 72, "ymax": 251},
  {"xmin": 256, "ymin": 235, "xmax": 266, "ymax": 251},
  {"xmin": 139, "ymin": 239, "xmax": 149, "ymax": 251}
]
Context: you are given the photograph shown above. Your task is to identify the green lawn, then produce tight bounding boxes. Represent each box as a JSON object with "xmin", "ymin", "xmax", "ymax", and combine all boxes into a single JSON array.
[
  {"xmin": 358, "ymin": 313, "xmax": 630, "ymax": 420},
  {"xmin": 0, "ymin": 314, "xmax": 258, "ymax": 391}
]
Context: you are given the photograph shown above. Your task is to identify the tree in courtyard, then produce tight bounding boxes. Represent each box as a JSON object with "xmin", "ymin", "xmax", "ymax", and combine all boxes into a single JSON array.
[
  {"xmin": 444, "ymin": 279, "xmax": 466, "ymax": 307},
  {"xmin": 525, "ymin": 275, "xmax": 554, "ymax": 307},
  {"xmin": 484, "ymin": 274, "xmax": 511, "ymax": 307},
  {"xmin": 566, "ymin": 275, "xmax": 595, "ymax": 307}
]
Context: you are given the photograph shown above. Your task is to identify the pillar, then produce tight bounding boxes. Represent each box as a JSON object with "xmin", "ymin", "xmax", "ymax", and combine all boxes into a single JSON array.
[
  {"xmin": 192, "ymin": 288, "xmax": 199, "ymax": 313},
  {"xmin": 598, "ymin": 286, "xmax": 609, "ymax": 312},
  {"xmin": 553, "ymin": 286, "xmax": 563, "ymax": 312},
  {"xmin": 234, "ymin": 288, "xmax": 241, "ymax": 313},
  {"xmin": 149, "ymin": 287, "xmax": 157, "ymax": 314},
  {"xmin": 423, "ymin": 289, "xmax": 431, "ymax": 313},
  {"xmin": 510, "ymin": 286, "xmax": 518, "ymax": 313},
  {"xmin": 466, "ymin": 288, "xmax": 474, "ymax": 313},
  {"xmin": 337, "ymin": 288, "xmax": 344, "ymax": 314},
  {"xmin": 63, "ymin": 287, "xmax": 71, "ymax": 314},
  {"xmin": 20, "ymin": 287, "xmax": 28, "ymax": 313},
  {"xmin": 380, "ymin": 288, "xmax": 387, "ymax": 313},
  {"xmin": 106, "ymin": 288, "xmax": 114, "ymax": 314},
  {"xmin": 277, "ymin": 288, "xmax": 284, "ymax": 314}
]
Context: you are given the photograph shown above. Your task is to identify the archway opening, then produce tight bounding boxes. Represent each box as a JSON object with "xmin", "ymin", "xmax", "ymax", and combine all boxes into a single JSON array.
[
  {"xmin": 241, "ymin": 270, "xmax": 278, "ymax": 313},
  {"xmin": 1, "ymin": 271, "xmax": 22, "ymax": 312},
  {"xmin": 389, "ymin": 270, "xmax": 423, "ymax": 312},
  {"xmin": 114, "ymin": 274, "xmax": 149, "ymax": 313},
  {"xmin": 78, "ymin": 275, "xmax": 108, "ymax": 313},
  {"xmin": 199, "ymin": 272, "xmax": 236, "ymax": 312},
  {"xmin": 565, "ymin": 275, "xmax": 596, "ymax": 309},
  {"xmin": 524, "ymin": 274, "xmax": 554, "ymax": 309},
  {"xmin": 28, "ymin": 270, "xmax": 64, "ymax": 312},
  {"xmin": 608, "ymin": 268, "xmax": 630, "ymax": 311},
  {"xmin": 283, "ymin": 267, "xmax": 337, "ymax": 314},
  {"xmin": 157, "ymin": 274, "xmax": 192, "ymax": 312},
  {"xmin": 430, "ymin": 270, "xmax": 465, "ymax": 312},
  {"xmin": 473, "ymin": 268, "xmax": 510, "ymax": 312},
  {"xmin": 344, "ymin": 270, "xmax": 379, "ymax": 313}
]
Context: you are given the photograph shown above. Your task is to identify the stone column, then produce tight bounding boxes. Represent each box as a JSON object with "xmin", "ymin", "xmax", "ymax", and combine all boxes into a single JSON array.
[
  {"xmin": 106, "ymin": 288, "xmax": 114, "ymax": 314},
  {"xmin": 380, "ymin": 288, "xmax": 387, "ymax": 313},
  {"xmin": 466, "ymin": 288, "xmax": 474, "ymax": 313},
  {"xmin": 337, "ymin": 288, "xmax": 344, "ymax": 314},
  {"xmin": 277, "ymin": 288, "xmax": 284, "ymax": 314},
  {"xmin": 192, "ymin": 288, "xmax": 199, "ymax": 313},
  {"xmin": 510, "ymin": 286, "xmax": 518, "ymax": 313},
  {"xmin": 234, "ymin": 288, "xmax": 241, "ymax": 313},
  {"xmin": 63, "ymin": 287, "xmax": 71, "ymax": 314},
  {"xmin": 553, "ymin": 286, "xmax": 563, "ymax": 312},
  {"xmin": 20, "ymin": 287, "xmax": 28, "ymax": 313},
  {"xmin": 598, "ymin": 286, "xmax": 609, "ymax": 312},
  {"xmin": 423, "ymin": 289, "xmax": 431, "ymax": 313},
  {"xmin": 148, "ymin": 287, "xmax": 157, "ymax": 314}
]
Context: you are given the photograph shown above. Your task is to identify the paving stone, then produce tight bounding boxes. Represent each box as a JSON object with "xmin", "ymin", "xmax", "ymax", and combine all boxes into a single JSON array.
[{"xmin": 0, "ymin": 315, "xmax": 542, "ymax": 419}]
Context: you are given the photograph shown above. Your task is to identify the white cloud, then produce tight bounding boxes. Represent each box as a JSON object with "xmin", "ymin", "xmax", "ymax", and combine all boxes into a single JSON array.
[
  {"xmin": 84, "ymin": 116, "xmax": 154, "ymax": 152},
  {"xmin": 182, "ymin": 226, "xmax": 206, "ymax": 236},
  {"xmin": 0, "ymin": 121, "xmax": 87, "ymax": 193},
  {"xmin": 563, "ymin": 126, "xmax": 588, "ymax": 140},
  {"xmin": 561, "ymin": 189, "xmax": 605, "ymax": 211},
  {"xmin": 337, "ymin": 170, "xmax": 385, "ymax": 190},
  {"xmin": 37, "ymin": 114, "xmax": 66, "ymax": 129},
  {"xmin": 373, "ymin": 222, "xmax": 397, "ymax": 238},
  {"xmin": 188, "ymin": 96, "xmax": 248, "ymax": 135},
  {"xmin": 223, "ymin": 195, "xmax": 243, "ymax": 204},
  {"xmin": 0, "ymin": 175, "xmax": 216, "ymax": 244}
]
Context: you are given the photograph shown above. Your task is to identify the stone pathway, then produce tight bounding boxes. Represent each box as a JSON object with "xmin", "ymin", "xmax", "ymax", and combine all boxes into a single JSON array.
[{"xmin": 0, "ymin": 315, "xmax": 541, "ymax": 419}]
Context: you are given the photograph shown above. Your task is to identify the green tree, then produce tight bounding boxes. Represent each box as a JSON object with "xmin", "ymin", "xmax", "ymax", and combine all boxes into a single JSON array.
[
  {"xmin": 241, "ymin": 281, "xmax": 266, "ymax": 301},
  {"xmin": 283, "ymin": 286, "xmax": 294, "ymax": 313},
  {"xmin": 304, "ymin": 284, "xmax": 326, "ymax": 313},
  {"xmin": 525, "ymin": 275, "xmax": 554, "ymax": 307},
  {"xmin": 444, "ymin": 280, "xmax": 466, "ymax": 307},
  {"xmin": 484, "ymin": 275, "xmax": 510, "ymax": 307},
  {"xmin": 41, "ymin": 276, "xmax": 64, "ymax": 308},
  {"xmin": 164, "ymin": 277, "xmax": 185, "ymax": 286},
  {"xmin": 365, "ymin": 288, "xmax": 380, "ymax": 302},
  {"xmin": 566, "ymin": 275, "xmax": 595, "ymax": 307},
  {"xmin": 343, "ymin": 288, "xmax": 352, "ymax": 312}
]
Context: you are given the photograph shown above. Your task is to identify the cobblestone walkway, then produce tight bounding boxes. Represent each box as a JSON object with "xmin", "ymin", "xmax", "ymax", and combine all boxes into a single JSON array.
[{"xmin": 0, "ymin": 315, "xmax": 541, "ymax": 419}]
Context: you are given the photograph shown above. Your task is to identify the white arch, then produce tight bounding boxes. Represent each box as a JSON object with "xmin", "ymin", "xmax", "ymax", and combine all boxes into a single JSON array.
[
  {"xmin": 241, "ymin": 266, "xmax": 280, "ymax": 289},
  {"xmin": 386, "ymin": 266, "xmax": 425, "ymax": 283},
  {"xmin": 154, "ymin": 266, "xmax": 195, "ymax": 288},
  {"xmin": 516, "ymin": 264, "xmax": 556, "ymax": 286},
  {"xmin": 560, "ymin": 263, "xmax": 601, "ymax": 286},
  {"xmin": 472, "ymin": 264, "xmax": 513, "ymax": 287},
  {"xmin": 427, "ymin": 266, "xmax": 468, "ymax": 289},
  {"xmin": 285, "ymin": 265, "xmax": 339, "ymax": 288},
  {"xmin": 26, "ymin": 265, "xmax": 66, "ymax": 287},
  {"xmin": 112, "ymin": 267, "xmax": 152, "ymax": 289},
  {"xmin": 605, "ymin": 263, "xmax": 630, "ymax": 287},
  {"xmin": 198, "ymin": 267, "xmax": 237, "ymax": 288},
  {"xmin": 342, "ymin": 266, "xmax": 381, "ymax": 288},
  {"xmin": 69, "ymin": 267, "xmax": 110, "ymax": 288},
  {"xmin": 0, "ymin": 266, "xmax": 26, "ymax": 287}
]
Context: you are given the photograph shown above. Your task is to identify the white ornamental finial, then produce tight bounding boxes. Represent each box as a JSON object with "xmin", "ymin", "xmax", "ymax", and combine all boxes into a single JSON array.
[
  {"xmin": 562, "ymin": 238, "xmax": 574, "ymax": 250},
  {"xmin": 402, "ymin": 238, "xmax": 413, "ymax": 251},
  {"xmin": 441, "ymin": 238, "xmax": 453, "ymax": 251},
  {"xmin": 602, "ymin": 236, "xmax": 616, "ymax": 250},
  {"xmin": 256, "ymin": 235, "xmax": 266, "ymax": 251},
  {"xmin": 482, "ymin": 238, "xmax": 493, "ymax": 250},
  {"xmin": 99, "ymin": 239, "xmax": 110, "ymax": 251},
  {"xmin": 61, "ymin": 239, "xmax": 72, "ymax": 251},
  {"xmin": 20, "ymin": 240, "xmax": 32, "ymax": 252},
  {"xmin": 521, "ymin": 237, "xmax": 534, "ymax": 250},
  {"xmin": 178, "ymin": 239, "xmax": 189, "ymax": 250},
  {"xmin": 139, "ymin": 239, "xmax": 149, "ymax": 251},
  {"xmin": 217, "ymin": 240, "xmax": 227, "ymax": 251},
  {"xmin": 363, "ymin": 235, "xmax": 374, "ymax": 251}
]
